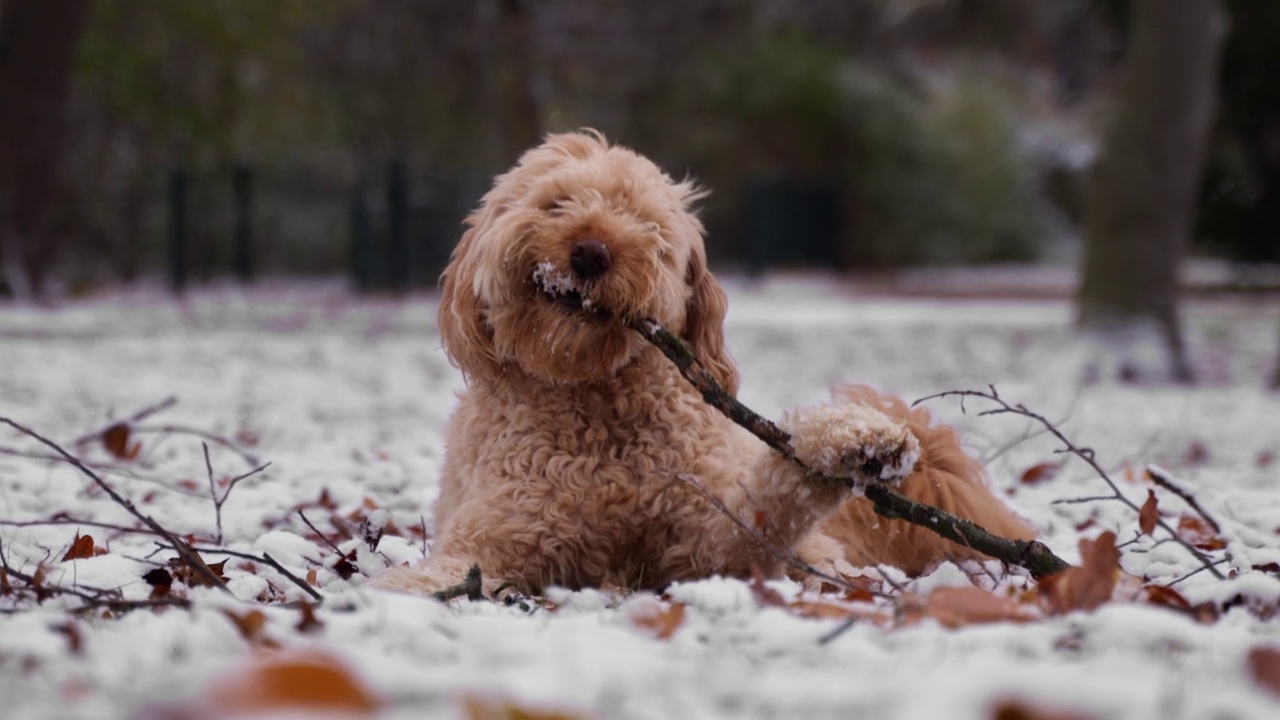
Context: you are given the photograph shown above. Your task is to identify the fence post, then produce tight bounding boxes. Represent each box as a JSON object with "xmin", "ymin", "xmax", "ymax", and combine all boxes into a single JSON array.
[
  {"xmin": 386, "ymin": 160, "xmax": 410, "ymax": 292},
  {"xmin": 233, "ymin": 164, "xmax": 254, "ymax": 283},
  {"xmin": 169, "ymin": 169, "xmax": 188, "ymax": 294},
  {"xmin": 349, "ymin": 190, "xmax": 373, "ymax": 293}
]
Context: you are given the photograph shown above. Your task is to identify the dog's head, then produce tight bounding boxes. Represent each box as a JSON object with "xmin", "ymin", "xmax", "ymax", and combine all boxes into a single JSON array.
[{"xmin": 438, "ymin": 130, "xmax": 738, "ymax": 393}]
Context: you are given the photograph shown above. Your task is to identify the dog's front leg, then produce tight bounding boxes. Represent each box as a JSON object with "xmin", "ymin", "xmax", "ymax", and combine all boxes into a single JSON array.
[{"xmin": 667, "ymin": 403, "xmax": 920, "ymax": 579}]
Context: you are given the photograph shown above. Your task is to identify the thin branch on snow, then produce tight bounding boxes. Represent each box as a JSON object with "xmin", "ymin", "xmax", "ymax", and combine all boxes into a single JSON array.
[
  {"xmin": 913, "ymin": 386, "xmax": 1226, "ymax": 581},
  {"xmin": 181, "ymin": 545, "xmax": 323, "ymax": 604},
  {"xmin": 0, "ymin": 539, "xmax": 190, "ymax": 613},
  {"xmin": 0, "ymin": 417, "xmax": 233, "ymax": 593},
  {"xmin": 70, "ymin": 396, "xmax": 179, "ymax": 448},
  {"xmin": 628, "ymin": 318, "xmax": 1071, "ymax": 580},
  {"xmin": 0, "ymin": 517, "xmax": 153, "ymax": 536},
  {"xmin": 201, "ymin": 442, "xmax": 270, "ymax": 545},
  {"xmin": 298, "ymin": 510, "xmax": 349, "ymax": 560},
  {"xmin": 1145, "ymin": 464, "xmax": 1222, "ymax": 534},
  {"xmin": 131, "ymin": 423, "xmax": 261, "ymax": 467}
]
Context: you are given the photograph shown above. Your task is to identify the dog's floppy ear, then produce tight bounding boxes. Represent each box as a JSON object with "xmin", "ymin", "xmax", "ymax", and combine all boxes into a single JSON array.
[
  {"xmin": 438, "ymin": 220, "xmax": 502, "ymax": 383},
  {"xmin": 682, "ymin": 246, "xmax": 739, "ymax": 396}
]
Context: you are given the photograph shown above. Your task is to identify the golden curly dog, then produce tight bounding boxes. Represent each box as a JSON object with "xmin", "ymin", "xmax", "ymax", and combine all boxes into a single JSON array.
[{"xmin": 374, "ymin": 130, "xmax": 1033, "ymax": 596}]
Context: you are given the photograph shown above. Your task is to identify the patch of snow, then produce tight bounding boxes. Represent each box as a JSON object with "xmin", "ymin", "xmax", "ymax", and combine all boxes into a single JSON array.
[{"xmin": 1, "ymin": 278, "xmax": 1279, "ymax": 718}]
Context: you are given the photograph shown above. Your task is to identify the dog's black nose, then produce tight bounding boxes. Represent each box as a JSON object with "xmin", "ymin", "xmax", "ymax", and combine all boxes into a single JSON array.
[{"xmin": 570, "ymin": 239, "xmax": 612, "ymax": 279}]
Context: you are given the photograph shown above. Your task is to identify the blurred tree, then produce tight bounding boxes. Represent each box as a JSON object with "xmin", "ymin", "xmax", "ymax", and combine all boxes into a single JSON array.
[
  {"xmin": 0, "ymin": 0, "xmax": 91, "ymax": 299},
  {"xmin": 1196, "ymin": 1, "xmax": 1280, "ymax": 265},
  {"xmin": 1077, "ymin": 0, "xmax": 1224, "ymax": 382}
]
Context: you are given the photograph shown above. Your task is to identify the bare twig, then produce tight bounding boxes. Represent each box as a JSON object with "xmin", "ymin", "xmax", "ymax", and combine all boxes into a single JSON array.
[
  {"xmin": 201, "ymin": 442, "xmax": 270, "ymax": 545},
  {"xmin": 913, "ymin": 386, "xmax": 1225, "ymax": 580},
  {"xmin": 0, "ymin": 517, "xmax": 151, "ymax": 536},
  {"xmin": 1145, "ymin": 464, "xmax": 1221, "ymax": 534},
  {"xmin": 132, "ymin": 423, "xmax": 260, "ymax": 467},
  {"xmin": 181, "ymin": 545, "xmax": 323, "ymax": 604},
  {"xmin": 0, "ymin": 416, "xmax": 233, "ymax": 593},
  {"xmin": 0, "ymin": 540, "xmax": 190, "ymax": 613},
  {"xmin": 432, "ymin": 564, "xmax": 483, "ymax": 602},
  {"xmin": 71, "ymin": 396, "xmax": 179, "ymax": 448},
  {"xmin": 298, "ymin": 511, "xmax": 347, "ymax": 559},
  {"xmin": 629, "ymin": 318, "xmax": 1071, "ymax": 580}
]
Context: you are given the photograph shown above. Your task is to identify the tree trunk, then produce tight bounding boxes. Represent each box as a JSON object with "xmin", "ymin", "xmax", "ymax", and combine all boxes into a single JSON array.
[
  {"xmin": 493, "ymin": 0, "xmax": 541, "ymax": 162},
  {"xmin": 1077, "ymin": 0, "xmax": 1224, "ymax": 382},
  {"xmin": 0, "ymin": 0, "xmax": 92, "ymax": 299}
]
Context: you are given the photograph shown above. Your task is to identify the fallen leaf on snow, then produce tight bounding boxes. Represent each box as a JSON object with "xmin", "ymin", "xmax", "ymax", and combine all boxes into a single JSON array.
[
  {"xmin": 1019, "ymin": 462, "xmax": 1059, "ymax": 486},
  {"xmin": 161, "ymin": 650, "xmax": 380, "ymax": 717},
  {"xmin": 908, "ymin": 586, "xmax": 1038, "ymax": 629},
  {"xmin": 101, "ymin": 423, "xmax": 140, "ymax": 461},
  {"xmin": 295, "ymin": 601, "xmax": 324, "ymax": 634},
  {"xmin": 169, "ymin": 557, "xmax": 228, "ymax": 588},
  {"xmin": 1247, "ymin": 646, "xmax": 1280, "ymax": 697},
  {"xmin": 1142, "ymin": 585, "xmax": 1218, "ymax": 623},
  {"xmin": 630, "ymin": 600, "xmax": 686, "ymax": 639},
  {"xmin": 222, "ymin": 609, "xmax": 278, "ymax": 649},
  {"xmin": 460, "ymin": 695, "xmax": 593, "ymax": 720},
  {"xmin": 52, "ymin": 621, "xmax": 83, "ymax": 655},
  {"xmin": 1138, "ymin": 490, "xmax": 1159, "ymax": 536},
  {"xmin": 1177, "ymin": 514, "xmax": 1227, "ymax": 551},
  {"xmin": 991, "ymin": 696, "xmax": 1095, "ymax": 720},
  {"xmin": 1039, "ymin": 531, "xmax": 1119, "ymax": 615},
  {"xmin": 61, "ymin": 533, "xmax": 105, "ymax": 561}
]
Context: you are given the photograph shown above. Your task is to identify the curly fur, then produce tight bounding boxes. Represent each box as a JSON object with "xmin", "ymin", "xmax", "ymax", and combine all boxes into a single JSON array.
[{"xmin": 374, "ymin": 131, "xmax": 1034, "ymax": 596}]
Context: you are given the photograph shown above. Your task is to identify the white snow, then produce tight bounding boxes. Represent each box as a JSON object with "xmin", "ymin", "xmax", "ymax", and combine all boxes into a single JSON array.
[
  {"xmin": 533, "ymin": 260, "xmax": 579, "ymax": 297},
  {"xmin": 1, "ymin": 276, "xmax": 1279, "ymax": 719}
]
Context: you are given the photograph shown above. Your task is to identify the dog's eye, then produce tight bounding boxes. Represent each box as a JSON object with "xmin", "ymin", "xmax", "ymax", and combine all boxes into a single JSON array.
[{"xmin": 539, "ymin": 197, "xmax": 568, "ymax": 212}]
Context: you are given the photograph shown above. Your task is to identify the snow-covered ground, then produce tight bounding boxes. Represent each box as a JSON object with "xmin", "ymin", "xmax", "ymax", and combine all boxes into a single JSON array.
[{"xmin": 2, "ymin": 276, "xmax": 1280, "ymax": 719}]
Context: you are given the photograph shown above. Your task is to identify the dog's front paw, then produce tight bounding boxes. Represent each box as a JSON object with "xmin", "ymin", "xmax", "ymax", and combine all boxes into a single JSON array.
[{"xmin": 783, "ymin": 403, "xmax": 921, "ymax": 487}]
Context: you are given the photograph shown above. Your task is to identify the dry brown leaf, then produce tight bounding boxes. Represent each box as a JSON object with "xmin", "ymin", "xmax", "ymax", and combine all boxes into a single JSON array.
[
  {"xmin": 631, "ymin": 601, "xmax": 686, "ymax": 640},
  {"xmin": 295, "ymin": 602, "xmax": 324, "ymax": 634},
  {"xmin": 171, "ymin": 557, "xmax": 229, "ymax": 588},
  {"xmin": 1019, "ymin": 462, "xmax": 1059, "ymax": 486},
  {"xmin": 1138, "ymin": 490, "xmax": 1160, "ymax": 536},
  {"xmin": 460, "ymin": 695, "xmax": 592, "ymax": 720},
  {"xmin": 101, "ymin": 423, "xmax": 140, "ymax": 461},
  {"xmin": 61, "ymin": 533, "xmax": 102, "ymax": 562},
  {"xmin": 1039, "ymin": 531, "xmax": 1119, "ymax": 615},
  {"xmin": 1177, "ymin": 514, "xmax": 1227, "ymax": 551},
  {"xmin": 143, "ymin": 568, "xmax": 173, "ymax": 600},
  {"xmin": 909, "ymin": 586, "xmax": 1038, "ymax": 629},
  {"xmin": 223, "ymin": 609, "xmax": 278, "ymax": 649},
  {"xmin": 51, "ymin": 621, "xmax": 83, "ymax": 655},
  {"xmin": 991, "ymin": 697, "xmax": 1094, "ymax": 720},
  {"xmin": 196, "ymin": 651, "xmax": 379, "ymax": 715},
  {"xmin": 1248, "ymin": 646, "xmax": 1280, "ymax": 696},
  {"xmin": 1184, "ymin": 441, "xmax": 1211, "ymax": 466},
  {"xmin": 306, "ymin": 568, "xmax": 318, "ymax": 586},
  {"xmin": 1142, "ymin": 584, "xmax": 1218, "ymax": 624}
]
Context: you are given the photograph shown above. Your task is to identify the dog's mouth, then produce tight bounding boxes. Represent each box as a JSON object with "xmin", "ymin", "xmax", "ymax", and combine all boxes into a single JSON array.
[{"xmin": 532, "ymin": 262, "xmax": 613, "ymax": 322}]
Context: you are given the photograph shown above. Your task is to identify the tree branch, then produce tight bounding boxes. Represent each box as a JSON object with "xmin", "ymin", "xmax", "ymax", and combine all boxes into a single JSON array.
[
  {"xmin": 0, "ymin": 417, "xmax": 233, "ymax": 593},
  {"xmin": 628, "ymin": 319, "xmax": 1070, "ymax": 580},
  {"xmin": 913, "ymin": 386, "xmax": 1225, "ymax": 580}
]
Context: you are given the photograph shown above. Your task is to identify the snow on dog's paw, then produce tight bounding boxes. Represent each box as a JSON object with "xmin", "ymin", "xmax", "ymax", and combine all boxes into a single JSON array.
[{"xmin": 783, "ymin": 403, "xmax": 920, "ymax": 487}]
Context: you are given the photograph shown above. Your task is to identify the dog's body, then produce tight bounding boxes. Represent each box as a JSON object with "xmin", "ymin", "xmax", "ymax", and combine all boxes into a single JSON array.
[{"xmin": 375, "ymin": 131, "xmax": 1033, "ymax": 596}]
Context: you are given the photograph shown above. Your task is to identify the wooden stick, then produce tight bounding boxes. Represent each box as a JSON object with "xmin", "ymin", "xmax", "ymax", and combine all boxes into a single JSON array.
[{"xmin": 627, "ymin": 318, "xmax": 1071, "ymax": 580}]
